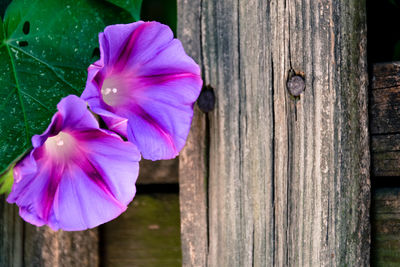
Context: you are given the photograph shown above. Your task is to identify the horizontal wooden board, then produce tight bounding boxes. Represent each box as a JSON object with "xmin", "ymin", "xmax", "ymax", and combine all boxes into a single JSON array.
[
  {"xmin": 137, "ymin": 159, "xmax": 178, "ymax": 184},
  {"xmin": 372, "ymin": 188, "xmax": 400, "ymax": 266},
  {"xmin": 101, "ymin": 193, "xmax": 181, "ymax": 267},
  {"xmin": 371, "ymin": 63, "xmax": 400, "ymax": 176},
  {"xmin": 371, "ymin": 62, "xmax": 400, "ymax": 90}
]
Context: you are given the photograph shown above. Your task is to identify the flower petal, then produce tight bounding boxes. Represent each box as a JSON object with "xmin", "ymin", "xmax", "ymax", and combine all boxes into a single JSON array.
[
  {"xmin": 135, "ymin": 38, "xmax": 201, "ymax": 77},
  {"xmin": 53, "ymin": 154, "xmax": 137, "ymax": 231},
  {"xmin": 58, "ymin": 94, "xmax": 99, "ymax": 130},
  {"xmin": 113, "ymin": 22, "xmax": 175, "ymax": 72},
  {"xmin": 124, "ymin": 76, "xmax": 201, "ymax": 160},
  {"xmin": 32, "ymin": 95, "xmax": 98, "ymax": 148},
  {"xmin": 74, "ymin": 130, "xmax": 140, "ymax": 205},
  {"xmin": 7, "ymin": 95, "xmax": 140, "ymax": 231},
  {"xmin": 101, "ymin": 22, "xmax": 145, "ymax": 68},
  {"xmin": 10, "ymin": 156, "xmax": 63, "ymax": 228},
  {"xmin": 81, "ymin": 21, "xmax": 203, "ymax": 160}
]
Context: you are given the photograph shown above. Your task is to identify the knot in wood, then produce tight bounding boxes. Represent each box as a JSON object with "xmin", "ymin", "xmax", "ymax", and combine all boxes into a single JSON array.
[
  {"xmin": 287, "ymin": 75, "xmax": 305, "ymax": 96},
  {"xmin": 197, "ymin": 85, "xmax": 215, "ymax": 113}
]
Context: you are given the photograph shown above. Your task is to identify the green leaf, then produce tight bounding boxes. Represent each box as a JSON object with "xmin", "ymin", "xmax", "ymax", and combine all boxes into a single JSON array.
[
  {"xmin": 0, "ymin": 165, "xmax": 14, "ymax": 195},
  {"xmin": 388, "ymin": 0, "xmax": 399, "ymax": 7},
  {"xmin": 0, "ymin": 0, "xmax": 136, "ymax": 175},
  {"xmin": 0, "ymin": 0, "xmax": 12, "ymax": 19},
  {"xmin": 105, "ymin": 0, "xmax": 142, "ymax": 21}
]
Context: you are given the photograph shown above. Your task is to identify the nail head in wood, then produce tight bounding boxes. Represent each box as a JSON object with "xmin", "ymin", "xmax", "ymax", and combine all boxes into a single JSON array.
[
  {"xmin": 287, "ymin": 75, "xmax": 305, "ymax": 97},
  {"xmin": 197, "ymin": 85, "xmax": 215, "ymax": 113}
]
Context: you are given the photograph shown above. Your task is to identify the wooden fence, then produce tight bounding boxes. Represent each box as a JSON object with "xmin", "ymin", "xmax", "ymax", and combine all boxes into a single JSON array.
[
  {"xmin": 179, "ymin": 0, "xmax": 369, "ymax": 266},
  {"xmin": 1, "ymin": 0, "xmax": 400, "ymax": 266}
]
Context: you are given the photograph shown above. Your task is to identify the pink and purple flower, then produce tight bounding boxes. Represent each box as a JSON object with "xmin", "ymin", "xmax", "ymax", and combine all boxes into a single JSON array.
[
  {"xmin": 7, "ymin": 21, "xmax": 202, "ymax": 231},
  {"xmin": 7, "ymin": 95, "xmax": 140, "ymax": 231},
  {"xmin": 82, "ymin": 21, "xmax": 203, "ymax": 160}
]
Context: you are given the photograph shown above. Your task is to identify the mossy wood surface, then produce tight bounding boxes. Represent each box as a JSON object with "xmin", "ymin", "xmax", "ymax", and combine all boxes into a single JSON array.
[
  {"xmin": 178, "ymin": 0, "xmax": 370, "ymax": 266},
  {"xmin": 101, "ymin": 193, "xmax": 181, "ymax": 267},
  {"xmin": 372, "ymin": 188, "xmax": 400, "ymax": 266}
]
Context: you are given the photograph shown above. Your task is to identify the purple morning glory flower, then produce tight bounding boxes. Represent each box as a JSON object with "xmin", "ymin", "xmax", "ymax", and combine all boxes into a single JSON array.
[
  {"xmin": 81, "ymin": 21, "xmax": 203, "ymax": 160},
  {"xmin": 7, "ymin": 95, "xmax": 140, "ymax": 231}
]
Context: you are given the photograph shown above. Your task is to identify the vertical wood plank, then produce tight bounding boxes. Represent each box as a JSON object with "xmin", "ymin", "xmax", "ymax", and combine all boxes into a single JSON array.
[
  {"xmin": 284, "ymin": 2, "xmax": 370, "ymax": 266},
  {"xmin": 178, "ymin": 0, "xmax": 370, "ymax": 266},
  {"xmin": 177, "ymin": 0, "xmax": 209, "ymax": 266},
  {"xmin": 24, "ymin": 226, "xmax": 99, "ymax": 267},
  {"xmin": 0, "ymin": 195, "xmax": 99, "ymax": 266},
  {"xmin": 0, "ymin": 195, "xmax": 23, "ymax": 267},
  {"xmin": 179, "ymin": 106, "xmax": 208, "ymax": 267}
]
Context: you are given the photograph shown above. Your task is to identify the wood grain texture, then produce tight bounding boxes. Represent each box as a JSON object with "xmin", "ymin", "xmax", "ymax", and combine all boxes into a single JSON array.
[
  {"xmin": 0, "ymin": 195, "xmax": 23, "ymax": 267},
  {"xmin": 177, "ymin": 0, "xmax": 209, "ymax": 266},
  {"xmin": 0, "ymin": 195, "xmax": 99, "ymax": 267},
  {"xmin": 370, "ymin": 69, "xmax": 400, "ymax": 134},
  {"xmin": 370, "ymin": 62, "xmax": 400, "ymax": 177},
  {"xmin": 371, "ymin": 134, "xmax": 400, "ymax": 177},
  {"xmin": 178, "ymin": 0, "xmax": 370, "ymax": 266},
  {"xmin": 372, "ymin": 188, "xmax": 400, "ymax": 266},
  {"xmin": 179, "ymin": 106, "xmax": 208, "ymax": 267},
  {"xmin": 24, "ymin": 226, "xmax": 99, "ymax": 267},
  {"xmin": 101, "ymin": 194, "xmax": 181, "ymax": 267},
  {"xmin": 371, "ymin": 62, "xmax": 400, "ymax": 91}
]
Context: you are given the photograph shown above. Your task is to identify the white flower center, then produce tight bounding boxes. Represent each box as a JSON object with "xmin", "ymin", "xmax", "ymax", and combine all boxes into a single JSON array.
[
  {"xmin": 101, "ymin": 76, "xmax": 130, "ymax": 106},
  {"xmin": 45, "ymin": 131, "xmax": 76, "ymax": 161}
]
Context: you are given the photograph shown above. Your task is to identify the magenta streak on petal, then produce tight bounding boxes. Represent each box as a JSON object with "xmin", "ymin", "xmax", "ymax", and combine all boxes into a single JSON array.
[
  {"xmin": 137, "ymin": 72, "xmax": 199, "ymax": 85},
  {"xmin": 49, "ymin": 114, "xmax": 64, "ymax": 136},
  {"xmin": 131, "ymin": 104, "xmax": 177, "ymax": 154},
  {"xmin": 33, "ymin": 145, "xmax": 46, "ymax": 160},
  {"xmin": 114, "ymin": 23, "xmax": 173, "ymax": 73},
  {"xmin": 8, "ymin": 95, "xmax": 140, "ymax": 230},
  {"xmin": 93, "ymin": 73, "xmax": 103, "ymax": 90},
  {"xmin": 81, "ymin": 22, "xmax": 203, "ymax": 160},
  {"xmin": 108, "ymin": 118, "xmax": 128, "ymax": 132},
  {"xmin": 10, "ymin": 160, "xmax": 41, "ymax": 203},
  {"xmin": 73, "ymin": 153, "xmax": 125, "ymax": 210},
  {"xmin": 41, "ymin": 162, "xmax": 63, "ymax": 221},
  {"xmin": 114, "ymin": 23, "xmax": 146, "ymax": 70},
  {"xmin": 12, "ymin": 158, "xmax": 61, "ymax": 223},
  {"xmin": 133, "ymin": 74, "xmax": 200, "ymax": 104},
  {"xmin": 132, "ymin": 74, "xmax": 200, "ymax": 111},
  {"xmin": 32, "ymin": 113, "xmax": 64, "ymax": 148}
]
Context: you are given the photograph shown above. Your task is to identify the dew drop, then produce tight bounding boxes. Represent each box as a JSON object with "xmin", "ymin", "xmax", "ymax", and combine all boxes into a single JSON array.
[{"xmin": 57, "ymin": 139, "xmax": 64, "ymax": 146}]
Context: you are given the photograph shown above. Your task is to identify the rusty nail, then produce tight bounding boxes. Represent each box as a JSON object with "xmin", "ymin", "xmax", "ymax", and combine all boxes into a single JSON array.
[
  {"xmin": 287, "ymin": 75, "xmax": 305, "ymax": 97},
  {"xmin": 197, "ymin": 85, "xmax": 215, "ymax": 113}
]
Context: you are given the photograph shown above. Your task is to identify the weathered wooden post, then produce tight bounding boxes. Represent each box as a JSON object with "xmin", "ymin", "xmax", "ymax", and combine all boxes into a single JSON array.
[
  {"xmin": 179, "ymin": 0, "xmax": 370, "ymax": 266},
  {"xmin": 0, "ymin": 195, "xmax": 99, "ymax": 266}
]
